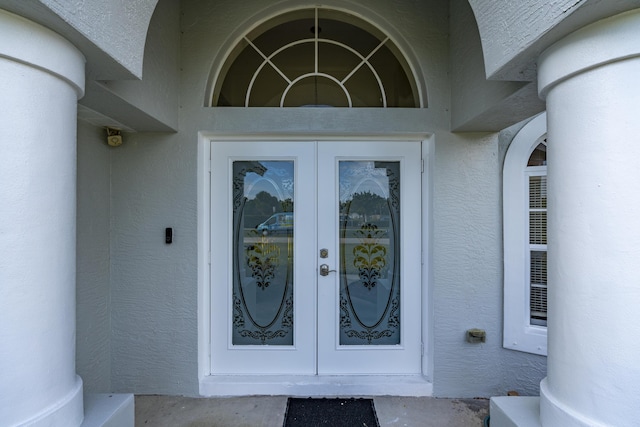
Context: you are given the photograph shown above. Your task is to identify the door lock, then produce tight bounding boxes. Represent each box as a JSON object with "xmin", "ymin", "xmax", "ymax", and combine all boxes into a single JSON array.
[{"xmin": 319, "ymin": 264, "xmax": 336, "ymax": 276}]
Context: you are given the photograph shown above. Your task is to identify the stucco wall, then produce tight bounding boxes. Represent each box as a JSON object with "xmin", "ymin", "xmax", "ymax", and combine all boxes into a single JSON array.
[
  {"xmin": 39, "ymin": 0, "xmax": 158, "ymax": 79},
  {"xmin": 109, "ymin": 131, "xmax": 198, "ymax": 394},
  {"xmin": 96, "ymin": 0, "xmax": 547, "ymax": 397},
  {"xmin": 93, "ymin": 0, "xmax": 180, "ymax": 131},
  {"xmin": 432, "ymin": 125, "xmax": 546, "ymax": 398},
  {"xmin": 76, "ymin": 121, "xmax": 112, "ymax": 393},
  {"xmin": 468, "ymin": 0, "xmax": 640, "ymax": 81},
  {"xmin": 449, "ymin": 0, "xmax": 544, "ymax": 132},
  {"xmin": 0, "ymin": 0, "xmax": 158, "ymax": 80}
]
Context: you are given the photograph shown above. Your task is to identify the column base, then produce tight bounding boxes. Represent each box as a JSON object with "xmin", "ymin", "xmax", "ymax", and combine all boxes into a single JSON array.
[
  {"xmin": 81, "ymin": 393, "xmax": 134, "ymax": 427},
  {"xmin": 540, "ymin": 378, "xmax": 605, "ymax": 427},
  {"xmin": 19, "ymin": 376, "xmax": 84, "ymax": 427}
]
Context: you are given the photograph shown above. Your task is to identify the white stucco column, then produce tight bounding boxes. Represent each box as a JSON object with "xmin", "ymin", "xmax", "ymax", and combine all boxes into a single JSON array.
[
  {"xmin": 0, "ymin": 10, "xmax": 85, "ymax": 427},
  {"xmin": 538, "ymin": 9, "xmax": 640, "ymax": 427}
]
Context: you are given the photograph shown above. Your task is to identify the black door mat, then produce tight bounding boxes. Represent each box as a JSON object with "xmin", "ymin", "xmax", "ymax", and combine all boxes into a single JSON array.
[{"xmin": 283, "ymin": 397, "xmax": 380, "ymax": 427}]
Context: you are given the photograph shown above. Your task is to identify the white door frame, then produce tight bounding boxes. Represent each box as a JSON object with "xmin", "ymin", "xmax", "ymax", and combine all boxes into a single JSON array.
[{"xmin": 197, "ymin": 133, "xmax": 434, "ymax": 396}]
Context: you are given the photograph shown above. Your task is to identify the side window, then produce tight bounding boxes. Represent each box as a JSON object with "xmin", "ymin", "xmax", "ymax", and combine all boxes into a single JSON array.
[{"xmin": 503, "ymin": 112, "xmax": 547, "ymax": 356}]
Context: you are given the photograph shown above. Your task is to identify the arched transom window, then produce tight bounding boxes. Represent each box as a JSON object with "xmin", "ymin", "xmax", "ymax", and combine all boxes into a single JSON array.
[{"xmin": 212, "ymin": 8, "xmax": 420, "ymax": 108}]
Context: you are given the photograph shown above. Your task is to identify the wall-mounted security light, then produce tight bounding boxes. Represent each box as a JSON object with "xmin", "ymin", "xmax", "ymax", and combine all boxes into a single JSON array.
[{"xmin": 106, "ymin": 127, "xmax": 122, "ymax": 147}]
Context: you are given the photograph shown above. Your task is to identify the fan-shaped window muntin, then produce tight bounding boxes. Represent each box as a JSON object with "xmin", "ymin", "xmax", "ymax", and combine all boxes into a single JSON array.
[{"xmin": 213, "ymin": 8, "xmax": 419, "ymax": 108}]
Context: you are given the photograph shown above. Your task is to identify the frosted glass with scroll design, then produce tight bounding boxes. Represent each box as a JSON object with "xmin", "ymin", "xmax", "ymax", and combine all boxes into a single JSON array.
[
  {"xmin": 231, "ymin": 161, "xmax": 294, "ymax": 345},
  {"xmin": 338, "ymin": 161, "xmax": 400, "ymax": 345}
]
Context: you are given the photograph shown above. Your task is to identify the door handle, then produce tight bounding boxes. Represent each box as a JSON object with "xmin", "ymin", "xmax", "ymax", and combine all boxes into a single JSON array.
[{"xmin": 319, "ymin": 264, "xmax": 336, "ymax": 276}]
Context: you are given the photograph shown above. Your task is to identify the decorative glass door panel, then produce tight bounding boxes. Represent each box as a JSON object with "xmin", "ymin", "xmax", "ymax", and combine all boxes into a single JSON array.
[
  {"xmin": 232, "ymin": 161, "xmax": 294, "ymax": 345},
  {"xmin": 339, "ymin": 161, "xmax": 400, "ymax": 345},
  {"xmin": 211, "ymin": 142, "xmax": 316, "ymax": 375},
  {"xmin": 211, "ymin": 140, "xmax": 421, "ymax": 375}
]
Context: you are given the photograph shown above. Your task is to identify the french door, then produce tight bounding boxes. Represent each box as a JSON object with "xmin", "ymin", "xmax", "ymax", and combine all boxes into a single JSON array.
[{"xmin": 210, "ymin": 140, "xmax": 422, "ymax": 375}]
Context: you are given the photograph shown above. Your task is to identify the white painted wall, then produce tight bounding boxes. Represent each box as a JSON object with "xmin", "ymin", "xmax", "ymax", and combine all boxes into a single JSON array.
[
  {"xmin": 76, "ymin": 121, "xmax": 113, "ymax": 393},
  {"xmin": 74, "ymin": 0, "xmax": 548, "ymax": 398}
]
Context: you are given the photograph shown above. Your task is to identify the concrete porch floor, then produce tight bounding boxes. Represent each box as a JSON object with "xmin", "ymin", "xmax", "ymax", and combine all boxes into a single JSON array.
[{"xmin": 135, "ymin": 395, "xmax": 489, "ymax": 426}]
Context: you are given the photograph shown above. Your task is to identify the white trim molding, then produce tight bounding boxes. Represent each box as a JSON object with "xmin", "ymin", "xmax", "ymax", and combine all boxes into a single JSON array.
[{"xmin": 503, "ymin": 112, "xmax": 548, "ymax": 356}]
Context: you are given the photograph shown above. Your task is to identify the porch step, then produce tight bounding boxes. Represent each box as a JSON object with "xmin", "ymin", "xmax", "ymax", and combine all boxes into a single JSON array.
[
  {"xmin": 489, "ymin": 396, "xmax": 541, "ymax": 427},
  {"xmin": 81, "ymin": 393, "xmax": 134, "ymax": 427}
]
